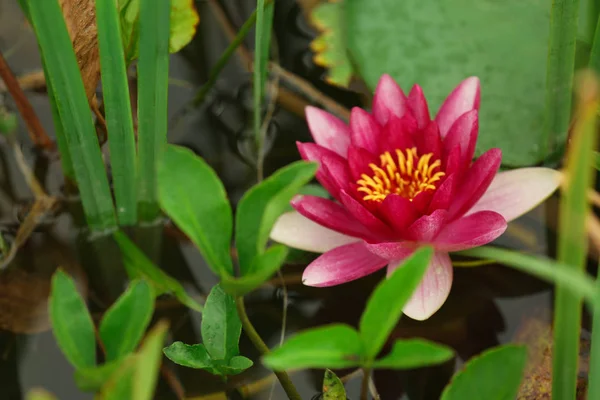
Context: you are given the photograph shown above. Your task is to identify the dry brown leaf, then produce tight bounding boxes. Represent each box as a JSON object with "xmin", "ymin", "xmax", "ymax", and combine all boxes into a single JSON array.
[{"xmin": 58, "ymin": 0, "xmax": 100, "ymax": 103}]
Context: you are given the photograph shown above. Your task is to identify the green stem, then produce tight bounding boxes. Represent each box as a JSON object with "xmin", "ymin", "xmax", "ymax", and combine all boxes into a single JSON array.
[
  {"xmin": 590, "ymin": 15, "xmax": 600, "ymax": 73},
  {"xmin": 588, "ymin": 277, "xmax": 600, "ymax": 399},
  {"xmin": 360, "ymin": 368, "xmax": 371, "ymax": 400},
  {"xmin": 235, "ymin": 297, "xmax": 301, "ymax": 400},
  {"xmin": 541, "ymin": 0, "xmax": 580, "ymax": 161},
  {"xmin": 456, "ymin": 246, "xmax": 596, "ymax": 304}
]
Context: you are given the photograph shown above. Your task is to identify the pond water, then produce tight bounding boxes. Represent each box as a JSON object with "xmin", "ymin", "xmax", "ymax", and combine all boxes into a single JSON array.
[{"xmin": 0, "ymin": 0, "xmax": 579, "ymax": 399}]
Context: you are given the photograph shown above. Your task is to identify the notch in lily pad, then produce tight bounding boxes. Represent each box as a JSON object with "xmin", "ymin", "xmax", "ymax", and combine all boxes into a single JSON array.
[{"xmin": 163, "ymin": 285, "xmax": 253, "ymax": 377}]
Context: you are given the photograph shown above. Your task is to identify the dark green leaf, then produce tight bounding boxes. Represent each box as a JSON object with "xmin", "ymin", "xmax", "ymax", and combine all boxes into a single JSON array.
[
  {"xmin": 373, "ymin": 339, "xmax": 454, "ymax": 369},
  {"xmin": 201, "ymin": 285, "xmax": 241, "ymax": 361},
  {"xmin": 163, "ymin": 342, "xmax": 212, "ymax": 370},
  {"xmin": 27, "ymin": 0, "xmax": 116, "ymax": 229},
  {"xmin": 218, "ymin": 356, "xmax": 253, "ymax": 375},
  {"xmin": 133, "ymin": 321, "xmax": 169, "ymax": 400},
  {"xmin": 441, "ymin": 345, "xmax": 527, "ymax": 400},
  {"xmin": 99, "ymin": 280, "xmax": 155, "ymax": 362},
  {"xmin": 158, "ymin": 145, "xmax": 233, "ymax": 276},
  {"xmin": 74, "ymin": 358, "xmax": 125, "ymax": 391},
  {"xmin": 221, "ymin": 244, "xmax": 288, "ymax": 297},
  {"xmin": 310, "ymin": 1, "xmax": 353, "ymax": 86},
  {"xmin": 346, "ymin": 0, "xmax": 551, "ymax": 166},
  {"xmin": 262, "ymin": 324, "xmax": 363, "ymax": 370},
  {"xmin": 114, "ymin": 231, "xmax": 203, "ymax": 312},
  {"xmin": 49, "ymin": 269, "xmax": 96, "ymax": 370},
  {"xmin": 235, "ymin": 161, "xmax": 317, "ymax": 273},
  {"xmin": 322, "ymin": 369, "xmax": 347, "ymax": 400},
  {"xmin": 359, "ymin": 247, "xmax": 433, "ymax": 359}
]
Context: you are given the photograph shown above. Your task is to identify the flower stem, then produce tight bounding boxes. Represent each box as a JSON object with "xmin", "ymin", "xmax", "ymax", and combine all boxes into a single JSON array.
[
  {"xmin": 235, "ymin": 296, "xmax": 301, "ymax": 400},
  {"xmin": 361, "ymin": 368, "xmax": 371, "ymax": 400}
]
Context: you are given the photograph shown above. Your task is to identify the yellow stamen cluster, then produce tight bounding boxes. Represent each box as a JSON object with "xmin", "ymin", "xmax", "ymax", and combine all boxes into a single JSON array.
[{"xmin": 357, "ymin": 147, "xmax": 445, "ymax": 202}]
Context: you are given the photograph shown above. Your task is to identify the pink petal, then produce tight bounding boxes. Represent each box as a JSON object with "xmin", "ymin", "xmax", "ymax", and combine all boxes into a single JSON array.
[
  {"xmin": 297, "ymin": 143, "xmax": 348, "ymax": 202},
  {"xmin": 428, "ymin": 174, "xmax": 456, "ymax": 212},
  {"xmin": 397, "ymin": 252, "xmax": 453, "ymax": 321},
  {"xmin": 408, "ymin": 84, "xmax": 431, "ymax": 129},
  {"xmin": 411, "ymin": 190, "xmax": 434, "ymax": 214},
  {"xmin": 466, "ymin": 167, "xmax": 561, "ymax": 222},
  {"xmin": 365, "ymin": 241, "xmax": 416, "ymax": 260},
  {"xmin": 292, "ymin": 195, "xmax": 375, "ymax": 240},
  {"xmin": 414, "ymin": 121, "xmax": 442, "ymax": 161},
  {"xmin": 372, "ymin": 74, "xmax": 408, "ymax": 125},
  {"xmin": 321, "ymin": 155, "xmax": 352, "ymax": 197},
  {"xmin": 270, "ymin": 211, "xmax": 360, "ymax": 253},
  {"xmin": 302, "ymin": 241, "xmax": 388, "ymax": 287},
  {"xmin": 347, "ymin": 146, "xmax": 379, "ymax": 181},
  {"xmin": 443, "ymin": 145, "xmax": 462, "ymax": 178},
  {"xmin": 442, "ymin": 110, "xmax": 478, "ymax": 170},
  {"xmin": 435, "ymin": 77, "xmax": 480, "ymax": 138},
  {"xmin": 434, "ymin": 211, "xmax": 507, "ymax": 252},
  {"xmin": 448, "ymin": 148, "xmax": 502, "ymax": 220},
  {"xmin": 305, "ymin": 106, "xmax": 351, "ymax": 157},
  {"xmin": 380, "ymin": 114, "xmax": 418, "ymax": 154},
  {"xmin": 379, "ymin": 194, "xmax": 420, "ymax": 232},
  {"xmin": 340, "ymin": 190, "xmax": 396, "ymax": 238},
  {"xmin": 404, "ymin": 209, "xmax": 448, "ymax": 242},
  {"xmin": 349, "ymin": 107, "xmax": 381, "ymax": 154}
]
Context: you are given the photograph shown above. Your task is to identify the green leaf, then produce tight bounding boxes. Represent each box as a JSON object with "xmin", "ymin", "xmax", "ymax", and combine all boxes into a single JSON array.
[
  {"xmin": 359, "ymin": 247, "xmax": 433, "ymax": 360},
  {"xmin": 163, "ymin": 342, "xmax": 213, "ymax": 370},
  {"xmin": 96, "ymin": 0, "xmax": 137, "ymax": 225},
  {"xmin": 27, "ymin": 0, "xmax": 116, "ymax": 230},
  {"xmin": 262, "ymin": 324, "xmax": 363, "ymax": 370},
  {"xmin": 346, "ymin": 0, "xmax": 551, "ymax": 166},
  {"xmin": 118, "ymin": 0, "xmax": 199, "ymax": 64},
  {"xmin": 158, "ymin": 145, "xmax": 233, "ymax": 276},
  {"xmin": 310, "ymin": 1, "xmax": 353, "ymax": 87},
  {"xmin": 74, "ymin": 358, "xmax": 125, "ymax": 391},
  {"xmin": 221, "ymin": 244, "xmax": 288, "ymax": 297},
  {"xmin": 322, "ymin": 369, "xmax": 347, "ymax": 400},
  {"xmin": 372, "ymin": 339, "xmax": 454, "ymax": 369},
  {"xmin": 99, "ymin": 280, "xmax": 155, "ymax": 362},
  {"xmin": 441, "ymin": 345, "xmax": 527, "ymax": 400},
  {"xmin": 594, "ymin": 151, "xmax": 600, "ymax": 171},
  {"xmin": 133, "ymin": 321, "xmax": 169, "ymax": 400},
  {"xmin": 113, "ymin": 231, "xmax": 203, "ymax": 312},
  {"xmin": 49, "ymin": 269, "xmax": 96, "ymax": 370},
  {"xmin": 201, "ymin": 285, "xmax": 241, "ymax": 361},
  {"xmin": 98, "ymin": 356, "xmax": 137, "ymax": 400},
  {"xmin": 218, "ymin": 355, "xmax": 253, "ymax": 375},
  {"xmin": 235, "ymin": 161, "xmax": 317, "ymax": 273}
]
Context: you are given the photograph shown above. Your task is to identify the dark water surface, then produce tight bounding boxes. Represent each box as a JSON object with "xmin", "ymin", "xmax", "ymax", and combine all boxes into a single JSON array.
[{"xmin": 0, "ymin": 0, "xmax": 568, "ymax": 398}]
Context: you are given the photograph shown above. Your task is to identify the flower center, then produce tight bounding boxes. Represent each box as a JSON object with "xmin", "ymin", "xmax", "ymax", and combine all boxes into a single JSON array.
[{"xmin": 356, "ymin": 147, "xmax": 445, "ymax": 202}]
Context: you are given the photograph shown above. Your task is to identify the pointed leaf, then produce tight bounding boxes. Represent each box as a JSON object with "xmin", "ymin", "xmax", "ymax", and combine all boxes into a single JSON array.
[
  {"xmin": 201, "ymin": 285, "xmax": 241, "ymax": 361},
  {"xmin": 373, "ymin": 339, "xmax": 454, "ymax": 369},
  {"xmin": 221, "ymin": 244, "xmax": 288, "ymax": 297},
  {"xmin": 218, "ymin": 356, "xmax": 254, "ymax": 375},
  {"xmin": 99, "ymin": 280, "xmax": 154, "ymax": 362},
  {"xmin": 163, "ymin": 342, "xmax": 212, "ymax": 369},
  {"xmin": 235, "ymin": 161, "xmax": 317, "ymax": 273},
  {"xmin": 322, "ymin": 369, "xmax": 347, "ymax": 400},
  {"xmin": 158, "ymin": 145, "xmax": 233, "ymax": 276},
  {"xmin": 74, "ymin": 358, "xmax": 125, "ymax": 391},
  {"xmin": 262, "ymin": 324, "xmax": 363, "ymax": 370},
  {"xmin": 114, "ymin": 231, "xmax": 203, "ymax": 312},
  {"xmin": 441, "ymin": 345, "xmax": 527, "ymax": 400},
  {"xmin": 359, "ymin": 247, "xmax": 433, "ymax": 359},
  {"xmin": 134, "ymin": 321, "xmax": 170, "ymax": 400},
  {"xmin": 49, "ymin": 269, "xmax": 96, "ymax": 370}
]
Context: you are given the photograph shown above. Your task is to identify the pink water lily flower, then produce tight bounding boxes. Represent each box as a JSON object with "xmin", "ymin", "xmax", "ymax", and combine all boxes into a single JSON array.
[{"xmin": 270, "ymin": 75, "xmax": 561, "ymax": 320}]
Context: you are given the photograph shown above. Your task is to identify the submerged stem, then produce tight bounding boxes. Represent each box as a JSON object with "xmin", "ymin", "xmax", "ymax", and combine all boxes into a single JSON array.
[
  {"xmin": 234, "ymin": 297, "xmax": 301, "ymax": 400},
  {"xmin": 361, "ymin": 368, "xmax": 371, "ymax": 400}
]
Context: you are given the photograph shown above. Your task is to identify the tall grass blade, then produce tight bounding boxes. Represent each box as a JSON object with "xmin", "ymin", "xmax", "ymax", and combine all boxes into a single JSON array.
[
  {"xmin": 96, "ymin": 0, "xmax": 138, "ymax": 225},
  {"xmin": 137, "ymin": 0, "xmax": 170, "ymax": 222},
  {"xmin": 27, "ymin": 0, "xmax": 116, "ymax": 230}
]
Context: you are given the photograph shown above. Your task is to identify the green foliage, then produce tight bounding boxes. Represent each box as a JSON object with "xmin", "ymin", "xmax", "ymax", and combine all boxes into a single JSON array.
[
  {"xmin": 235, "ymin": 161, "xmax": 317, "ymax": 273},
  {"xmin": 163, "ymin": 285, "xmax": 253, "ymax": 377},
  {"xmin": 133, "ymin": 321, "xmax": 169, "ymax": 400},
  {"xmin": 322, "ymin": 369, "xmax": 347, "ymax": 400},
  {"xmin": 74, "ymin": 359, "xmax": 124, "ymax": 391},
  {"xmin": 113, "ymin": 231, "xmax": 203, "ymax": 312},
  {"xmin": 49, "ymin": 270, "xmax": 96, "ymax": 370},
  {"xmin": 25, "ymin": 389, "xmax": 57, "ymax": 400},
  {"xmin": 263, "ymin": 247, "xmax": 453, "ymax": 371},
  {"xmin": 310, "ymin": 1, "xmax": 353, "ymax": 87},
  {"xmin": 99, "ymin": 280, "xmax": 155, "ymax": 362},
  {"xmin": 441, "ymin": 345, "xmax": 527, "ymax": 400},
  {"xmin": 117, "ymin": 0, "xmax": 200, "ymax": 64},
  {"xmin": 346, "ymin": 0, "xmax": 552, "ymax": 166},
  {"xmin": 158, "ymin": 145, "xmax": 234, "ymax": 276}
]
